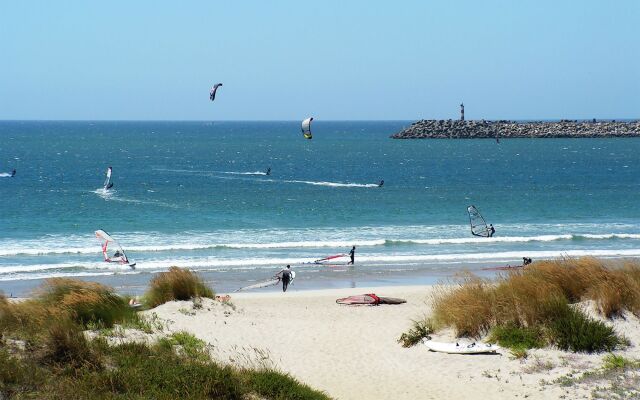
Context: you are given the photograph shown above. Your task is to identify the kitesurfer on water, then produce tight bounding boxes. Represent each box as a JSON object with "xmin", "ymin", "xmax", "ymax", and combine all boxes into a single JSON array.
[
  {"xmin": 489, "ymin": 224, "xmax": 495, "ymax": 237},
  {"xmin": 348, "ymin": 246, "xmax": 356, "ymax": 265},
  {"xmin": 266, "ymin": 167, "xmax": 271, "ymax": 176},
  {"xmin": 11, "ymin": 169, "xmax": 16, "ymax": 177},
  {"xmin": 277, "ymin": 265, "xmax": 292, "ymax": 292},
  {"xmin": 378, "ymin": 180, "xmax": 384, "ymax": 187}
]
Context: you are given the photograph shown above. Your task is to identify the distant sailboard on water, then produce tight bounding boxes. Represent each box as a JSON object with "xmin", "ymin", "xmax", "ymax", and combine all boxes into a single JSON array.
[
  {"xmin": 467, "ymin": 205, "xmax": 490, "ymax": 237},
  {"xmin": 103, "ymin": 167, "xmax": 114, "ymax": 190},
  {"xmin": 95, "ymin": 229, "xmax": 136, "ymax": 269},
  {"xmin": 308, "ymin": 254, "xmax": 350, "ymax": 266}
]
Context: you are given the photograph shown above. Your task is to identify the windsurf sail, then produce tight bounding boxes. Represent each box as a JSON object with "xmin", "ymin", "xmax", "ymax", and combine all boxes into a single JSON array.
[
  {"xmin": 336, "ymin": 293, "xmax": 407, "ymax": 305},
  {"xmin": 467, "ymin": 205, "xmax": 490, "ymax": 237},
  {"xmin": 95, "ymin": 229, "xmax": 135, "ymax": 268},
  {"xmin": 103, "ymin": 167, "xmax": 113, "ymax": 190},
  {"xmin": 210, "ymin": 83, "xmax": 223, "ymax": 101},
  {"xmin": 313, "ymin": 254, "xmax": 349, "ymax": 265},
  {"xmin": 235, "ymin": 277, "xmax": 280, "ymax": 292},
  {"xmin": 301, "ymin": 117, "xmax": 313, "ymax": 139}
]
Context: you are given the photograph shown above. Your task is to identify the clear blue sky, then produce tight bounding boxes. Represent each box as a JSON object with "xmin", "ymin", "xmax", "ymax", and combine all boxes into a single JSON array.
[{"xmin": 1, "ymin": 1, "xmax": 638, "ymax": 120}]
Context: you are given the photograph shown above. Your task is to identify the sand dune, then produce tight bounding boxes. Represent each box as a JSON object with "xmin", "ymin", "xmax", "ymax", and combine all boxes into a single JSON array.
[{"xmin": 142, "ymin": 286, "xmax": 640, "ymax": 400}]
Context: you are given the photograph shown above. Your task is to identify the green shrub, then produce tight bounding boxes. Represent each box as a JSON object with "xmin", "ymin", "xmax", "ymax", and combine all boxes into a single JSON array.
[
  {"xmin": 488, "ymin": 324, "xmax": 546, "ymax": 350},
  {"xmin": 40, "ymin": 319, "xmax": 101, "ymax": 369},
  {"xmin": 158, "ymin": 331, "xmax": 210, "ymax": 362},
  {"xmin": 35, "ymin": 278, "xmax": 135, "ymax": 328},
  {"xmin": 398, "ymin": 319, "xmax": 434, "ymax": 348},
  {"xmin": 247, "ymin": 369, "xmax": 331, "ymax": 400},
  {"xmin": 145, "ymin": 267, "xmax": 215, "ymax": 308},
  {"xmin": 602, "ymin": 354, "xmax": 638, "ymax": 370},
  {"xmin": 549, "ymin": 306, "xmax": 621, "ymax": 353}
]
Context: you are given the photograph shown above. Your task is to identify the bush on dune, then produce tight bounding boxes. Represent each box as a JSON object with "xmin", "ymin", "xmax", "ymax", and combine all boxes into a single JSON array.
[
  {"xmin": 36, "ymin": 278, "xmax": 135, "ymax": 328},
  {"xmin": 424, "ymin": 257, "xmax": 639, "ymax": 353},
  {"xmin": 0, "ymin": 331, "xmax": 330, "ymax": 400},
  {"xmin": 145, "ymin": 266, "xmax": 215, "ymax": 308}
]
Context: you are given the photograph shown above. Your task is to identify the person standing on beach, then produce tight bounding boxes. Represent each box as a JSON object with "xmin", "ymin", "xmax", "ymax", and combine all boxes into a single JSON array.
[
  {"xmin": 348, "ymin": 246, "xmax": 356, "ymax": 265},
  {"xmin": 276, "ymin": 265, "xmax": 292, "ymax": 292}
]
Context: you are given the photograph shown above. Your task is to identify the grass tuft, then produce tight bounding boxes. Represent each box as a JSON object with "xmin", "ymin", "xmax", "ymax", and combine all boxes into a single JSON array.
[
  {"xmin": 425, "ymin": 257, "xmax": 637, "ymax": 353},
  {"xmin": 158, "ymin": 331, "xmax": 210, "ymax": 362},
  {"xmin": 247, "ymin": 369, "xmax": 331, "ymax": 400},
  {"xmin": 398, "ymin": 318, "xmax": 434, "ymax": 348},
  {"xmin": 487, "ymin": 323, "xmax": 545, "ymax": 350},
  {"xmin": 145, "ymin": 266, "xmax": 215, "ymax": 308},
  {"xmin": 548, "ymin": 305, "xmax": 622, "ymax": 353}
]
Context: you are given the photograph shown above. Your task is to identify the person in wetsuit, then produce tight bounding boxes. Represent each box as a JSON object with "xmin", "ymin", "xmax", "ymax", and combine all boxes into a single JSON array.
[
  {"xmin": 378, "ymin": 180, "xmax": 384, "ymax": 187},
  {"xmin": 489, "ymin": 224, "xmax": 495, "ymax": 237},
  {"xmin": 348, "ymin": 246, "xmax": 356, "ymax": 265},
  {"xmin": 277, "ymin": 265, "xmax": 292, "ymax": 292},
  {"xmin": 10, "ymin": 169, "xmax": 16, "ymax": 177},
  {"xmin": 266, "ymin": 167, "xmax": 271, "ymax": 176}
]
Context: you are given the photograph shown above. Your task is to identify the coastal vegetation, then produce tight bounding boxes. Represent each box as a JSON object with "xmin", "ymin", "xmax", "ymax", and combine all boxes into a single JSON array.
[
  {"xmin": 144, "ymin": 266, "xmax": 215, "ymax": 308},
  {"xmin": 403, "ymin": 257, "xmax": 640, "ymax": 353},
  {"xmin": 0, "ymin": 273, "xmax": 330, "ymax": 399}
]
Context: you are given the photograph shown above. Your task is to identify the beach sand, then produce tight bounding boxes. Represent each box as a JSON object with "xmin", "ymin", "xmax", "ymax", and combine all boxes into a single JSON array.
[{"xmin": 140, "ymin": 285, "xmax": 640, "ymax": 400}]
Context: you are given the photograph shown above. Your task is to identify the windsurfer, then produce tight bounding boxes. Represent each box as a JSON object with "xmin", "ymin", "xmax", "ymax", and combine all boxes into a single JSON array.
[
  {"xmin": 348, "ymin": 246, "xmax": 356, "ymax": 265},
  {"xmin": 276, "ymin": 265, "xmax": 292, "ymax": 292},
  {"xmin": 489, "ymin": 224, "xmax": 495, "ymax": 237}
]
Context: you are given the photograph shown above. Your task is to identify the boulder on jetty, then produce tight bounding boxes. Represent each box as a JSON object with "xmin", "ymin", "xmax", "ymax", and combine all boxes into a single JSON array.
[{"xmin": 391, "ymin": 120, "xmax": 640, "ymax": 139}]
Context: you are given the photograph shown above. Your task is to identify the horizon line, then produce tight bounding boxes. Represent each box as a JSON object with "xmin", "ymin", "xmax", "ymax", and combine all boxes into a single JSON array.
[{"xmin": 0, "ymin": 118, "xmax": 638, "ymax": 123}]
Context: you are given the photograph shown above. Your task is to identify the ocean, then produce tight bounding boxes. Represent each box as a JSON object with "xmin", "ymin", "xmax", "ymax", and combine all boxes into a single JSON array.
[{"xmin": 1, "ymin": 121, "xmax": 639, "ymax": 296}]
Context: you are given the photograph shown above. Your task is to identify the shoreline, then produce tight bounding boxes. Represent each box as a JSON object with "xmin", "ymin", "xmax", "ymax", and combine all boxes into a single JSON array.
[{"xmin": 3, "ymin": 255, "xmax": 639, "ymax": 298}]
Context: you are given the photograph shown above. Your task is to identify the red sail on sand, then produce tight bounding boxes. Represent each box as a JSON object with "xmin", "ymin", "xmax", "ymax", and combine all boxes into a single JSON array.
[{"xmin": 336, "ymin": 293, "xmax": 407, "ymax": 305}]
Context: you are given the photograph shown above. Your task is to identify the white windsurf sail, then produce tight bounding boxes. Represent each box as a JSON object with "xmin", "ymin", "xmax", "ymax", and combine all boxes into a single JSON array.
[
  {"xmin": 95, "ymin": 229, "xmax": 135, "ymax": 268},
  {"xmin": 467, "ymin": 205, "xmax": 490, "ymax": 237},
  {"xmin": 103, "ymin": 167, "xmax": 113, "ymax": 190},
  {"xmin": 301, "ymin": 117, "xmax": 313, "ymax": 139},
  {"xmin": 236, "ymin": 278, "xmax": 280, "ymax": 292}
]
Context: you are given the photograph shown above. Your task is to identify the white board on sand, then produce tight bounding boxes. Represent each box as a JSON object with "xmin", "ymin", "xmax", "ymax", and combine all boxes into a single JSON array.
[{"xmin": 423, "ymin": 341, "xmax": 501, "ymax": 354}]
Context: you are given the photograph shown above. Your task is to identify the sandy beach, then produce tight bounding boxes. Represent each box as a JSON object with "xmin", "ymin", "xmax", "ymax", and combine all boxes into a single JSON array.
[{"xmin": 137, "ymin": 285, "xmax": 640, "ymax": 400}]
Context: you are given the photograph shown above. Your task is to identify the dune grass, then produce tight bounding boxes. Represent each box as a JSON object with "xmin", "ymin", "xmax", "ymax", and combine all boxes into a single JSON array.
[
  {"xmin": 0, "ymin": 276, "xmax": 329, "ymax": 399},
  {"xmin": 398, "ymin": 318, "xmax": 434, "ymax": 348},
  {"xmin": 425, "ymin": 257, "xmax": 638, "ymax": 353},
  {"xmin": 144, "ymin": 266, "xmax": 215, "ymax": 308}
]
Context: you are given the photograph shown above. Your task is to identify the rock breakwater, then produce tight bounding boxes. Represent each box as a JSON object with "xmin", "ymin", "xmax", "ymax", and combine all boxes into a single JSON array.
[{"xmin": 391, "ymin": 120, "xmax": 640, "ymax": 139}]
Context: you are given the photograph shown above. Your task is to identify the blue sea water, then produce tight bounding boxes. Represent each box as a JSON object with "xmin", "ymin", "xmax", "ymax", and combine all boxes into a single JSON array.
[{"xmin": 1, "ymin": 121, "xmax": 639, "ymax": 295}]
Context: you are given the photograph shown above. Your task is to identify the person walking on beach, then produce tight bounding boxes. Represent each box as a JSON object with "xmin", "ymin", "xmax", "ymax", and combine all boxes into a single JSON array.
[
  {"xmin": 276, "ymin": 265, "xmax": 292, "ymax": 292},
  {"xmin": 348, "ymin": 246, "xmax": 356, "ymax": 265},
  {"xmin": 488, "ymin": 224, "xmax": 495, "ymax": 237}
]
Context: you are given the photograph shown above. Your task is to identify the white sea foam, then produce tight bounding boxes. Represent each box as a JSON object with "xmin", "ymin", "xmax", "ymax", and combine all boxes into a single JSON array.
[
  {"xmin": 221, "ymin": 171, "xmax": 267, "ymax": 176},
  {"xmin": 284, "ymin": 179, "xmax": 379, "ymax": 188},
  {"xmin": 3, "ymin": 248, "xmax": 640, "ymax": 279},
  {"xmin": 3, "ymin": 232, "xmax": 640, "ymax": 257},
  {"xmin": 0, "ymin": 172, "xmax": 12, "ymax": 178}
]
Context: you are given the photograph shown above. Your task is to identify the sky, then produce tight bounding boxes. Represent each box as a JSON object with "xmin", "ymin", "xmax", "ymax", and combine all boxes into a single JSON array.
[{"xmin": 0, "ymin": 1, "xmax": 638, "ymax": 120}]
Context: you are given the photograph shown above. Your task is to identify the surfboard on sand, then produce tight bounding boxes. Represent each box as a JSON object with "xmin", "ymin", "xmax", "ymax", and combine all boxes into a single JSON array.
[{"xmin": 423, "ymin": 340, "xmax": 501, "ymax": 354}]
